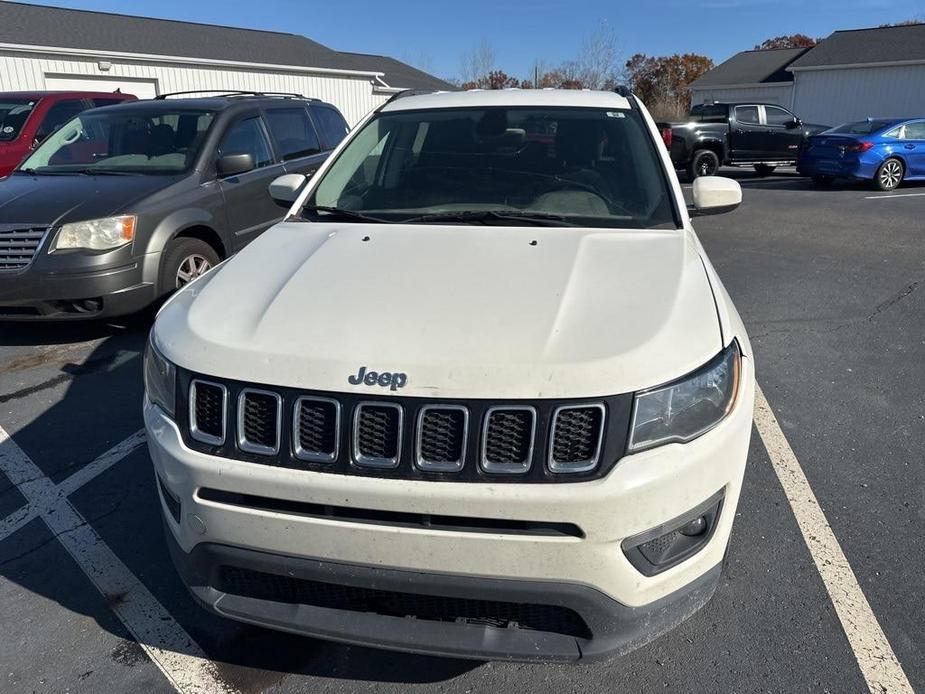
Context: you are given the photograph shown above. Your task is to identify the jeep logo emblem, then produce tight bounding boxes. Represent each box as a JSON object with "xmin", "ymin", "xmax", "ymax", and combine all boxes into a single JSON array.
[{"xmin": 348, "ymin": 366, "xmax": 407, "ymax": 391}]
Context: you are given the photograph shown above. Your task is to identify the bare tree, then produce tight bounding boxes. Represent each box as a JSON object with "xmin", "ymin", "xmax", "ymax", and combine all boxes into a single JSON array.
[
  {"xmin": 576, "ymin": 22, "xmax": 622, "ymax": 89},
  {"xmin": 459, "ymin": 39, "xmax": 496, "ymax": 88}
]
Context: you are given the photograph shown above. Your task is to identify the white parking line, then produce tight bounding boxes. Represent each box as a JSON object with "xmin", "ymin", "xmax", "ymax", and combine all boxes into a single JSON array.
[
  {"xmin": 0, "ymin": 425, "xmax": 232, "ymax": 694},
  {"xmin": 754, "ymin": 386, "xmax": 913, "ymax": 694},
  {"xmin": 0, "ymin": 430, "xmax": 146, "ymax": 544},
  {"xmin": 864, "ymin": 192, "xmax": 925, "ymax": 200}
]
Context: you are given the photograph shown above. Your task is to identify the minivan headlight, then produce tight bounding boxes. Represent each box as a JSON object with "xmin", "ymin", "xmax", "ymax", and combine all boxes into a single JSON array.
[
  {"xmin": 144, "ymin": 331, "xmax": 176, "ymax": 418},
  {"xmin": 51, "ymin": 215, "xmax": 136, "ymax": 251},
  {"xmin": 628, "ymin": 342, "xmax": 740, "ymax": 453}
]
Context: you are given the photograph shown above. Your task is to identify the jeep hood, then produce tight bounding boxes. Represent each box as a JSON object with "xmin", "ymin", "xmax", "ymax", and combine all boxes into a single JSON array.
[{"xmin": 156, "ymin": 222, "xmax": 723, "ymax": 399}]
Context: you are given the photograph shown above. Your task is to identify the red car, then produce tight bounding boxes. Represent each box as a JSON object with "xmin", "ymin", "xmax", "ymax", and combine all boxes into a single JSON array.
[{"xmin": 0, "ymin": 91, "xmax": 137, "ymax": 178}]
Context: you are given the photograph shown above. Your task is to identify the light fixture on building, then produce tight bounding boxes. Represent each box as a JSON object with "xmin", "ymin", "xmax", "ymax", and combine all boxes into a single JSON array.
[{"xmin": 98, "ymin": 60, "xmax": 112, "ymax": 72}]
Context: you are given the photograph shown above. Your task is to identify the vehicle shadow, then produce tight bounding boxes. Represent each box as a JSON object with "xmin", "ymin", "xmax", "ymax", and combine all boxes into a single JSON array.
[{"xmin": 0, "ymin": 324, "xmax": 479, "ymax": 689}]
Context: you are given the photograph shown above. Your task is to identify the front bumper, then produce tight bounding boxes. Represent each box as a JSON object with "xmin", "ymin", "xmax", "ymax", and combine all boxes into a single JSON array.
[
  {"xmin": 146, "ymin": 355, "xmax": 754, "ymax": 660},
  {"xmin": 0, "ymin": 260, "xmax": 155, "ymax": 320},
  {"xmin": 166, "ymin": 531, "xmax": 722, "ymax": 661}
]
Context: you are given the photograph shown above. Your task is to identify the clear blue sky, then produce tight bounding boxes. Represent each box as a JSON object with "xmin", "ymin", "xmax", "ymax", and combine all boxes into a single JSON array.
[{"xmin": 16, "ymin": 0, "xmax": 924, "ymax": 80}]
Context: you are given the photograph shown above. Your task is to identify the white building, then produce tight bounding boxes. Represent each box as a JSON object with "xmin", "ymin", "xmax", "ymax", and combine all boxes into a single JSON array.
[
  {"xmin": 690, "ymin": 23, "xmax": 925, "ymax": 127},
  {"xmin": 0, "ymin": 2, "xmax": 453, "ymax": 125}
]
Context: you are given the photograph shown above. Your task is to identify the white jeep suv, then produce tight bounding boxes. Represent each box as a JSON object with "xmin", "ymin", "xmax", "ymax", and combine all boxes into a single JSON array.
[{"xmin": 144, "ymin": 88, "xmax": 754, "ymax": 662}]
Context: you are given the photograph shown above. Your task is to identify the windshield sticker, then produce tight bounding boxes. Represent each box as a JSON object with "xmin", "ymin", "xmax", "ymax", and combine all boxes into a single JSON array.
[
  {"xmin": 1, "ymin": 126, "xmax": 13, "ymax": 134},
  {"xmin": 606, "ymin": 111, "xmax": 626, "ymax": 118}
]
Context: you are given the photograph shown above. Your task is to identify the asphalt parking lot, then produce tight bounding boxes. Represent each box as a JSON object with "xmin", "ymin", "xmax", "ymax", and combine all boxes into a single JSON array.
[{"xmin": 0, "ymin": 168, "xmax": 922, "ymax": 694}]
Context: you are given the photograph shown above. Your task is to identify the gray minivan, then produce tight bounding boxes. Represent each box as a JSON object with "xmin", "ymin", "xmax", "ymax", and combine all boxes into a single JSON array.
[{"xmin": 0, "ymin": 91, "xmax": 349, "ymax": 319}]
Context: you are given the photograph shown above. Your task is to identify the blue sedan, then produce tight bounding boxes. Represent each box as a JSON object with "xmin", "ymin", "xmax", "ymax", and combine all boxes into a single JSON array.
[{"xmin": 799, "ymin": 118, "xmax": 925, "ymax": 191}]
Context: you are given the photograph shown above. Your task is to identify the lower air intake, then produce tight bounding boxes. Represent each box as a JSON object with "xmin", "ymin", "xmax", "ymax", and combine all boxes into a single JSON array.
[{"xmin": 217, "ymin": 566, "xmax": 592, "ymax": 639}]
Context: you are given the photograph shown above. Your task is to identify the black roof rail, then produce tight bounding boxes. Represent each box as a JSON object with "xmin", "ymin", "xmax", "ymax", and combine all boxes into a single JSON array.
[
  {"xmin": 384, "ymin": 89, "xmax": 436, "ymax": 105},
  {"xmin": 154, "ymin": 90, "xmax": 308, "ymax": 100}
]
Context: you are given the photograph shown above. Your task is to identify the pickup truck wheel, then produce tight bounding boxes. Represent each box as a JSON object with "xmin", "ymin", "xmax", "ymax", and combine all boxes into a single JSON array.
[
  {"xmin": 160, "ymin": 238, "xmax": 220, "ymax": 294},
  {"xmin": 753, "ymin": 164, "xmax": 776, "ymax": 176},
  {"xmin": 874, "ymin": 158, "xmax": 904, "ymax": 191},
  {"xmin": 687, "ymin": 150, "xmax": 720, "ymax": 180}
]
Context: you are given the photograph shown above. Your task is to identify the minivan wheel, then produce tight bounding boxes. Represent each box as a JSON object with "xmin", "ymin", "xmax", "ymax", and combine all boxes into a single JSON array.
[
  {"xmin": 160, "ymin": 238, "xmax": 221, "ymax": 294},
  {"xmin": 687, "ymin": 150, "xmax": 720, "ymax": 180},
  {"xmin": 874, "ymin": 158, "xmax": 904, "ymax": 191}
]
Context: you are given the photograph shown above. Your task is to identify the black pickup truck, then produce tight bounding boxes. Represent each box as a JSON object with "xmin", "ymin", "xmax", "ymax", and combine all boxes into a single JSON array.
[{"xmin": 659, "ymin": 102, "xmax": 829, "ymax": 179}]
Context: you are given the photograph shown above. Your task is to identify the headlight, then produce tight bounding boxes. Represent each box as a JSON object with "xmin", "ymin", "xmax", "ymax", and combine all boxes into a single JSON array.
[
  {"xmin": 50, "ymin": 215, "xmax": 136, "ymax": 251},
  {"xmin": 628, "ymin": 342, "xmax": 741, "ymax": 453},
  {"xmin": 144, "ymin": 331, "xmax": 176, "ymax": 418}
]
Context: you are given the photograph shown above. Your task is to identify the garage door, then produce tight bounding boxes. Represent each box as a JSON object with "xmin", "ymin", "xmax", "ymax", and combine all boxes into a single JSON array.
[{"xmin": 43, "ymin": 76, "xmax": 159, "ymax": 100}]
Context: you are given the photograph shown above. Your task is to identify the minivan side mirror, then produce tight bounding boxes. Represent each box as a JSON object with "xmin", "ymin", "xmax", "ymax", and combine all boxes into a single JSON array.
[
  {"xmin": 691, "ymin": 176, "xmax": 742, "ymax": 216},
  {"xmin": 217, "ymin": 152, "xmax": 255, "ymax": 177},
  {"xmin": 269, "ymin": 173, "xmax": 308, "ymax": 207}
]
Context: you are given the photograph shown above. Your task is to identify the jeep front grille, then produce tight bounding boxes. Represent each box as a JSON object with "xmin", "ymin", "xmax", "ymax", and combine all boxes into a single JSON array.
[
  {"xmin": 182, "ymin": 373, "xmax": 629, "ymax": 483},
  {"xmin": 294, "ymin": 397, "xmax": 340, "ymax": 462},
  {"xmin": 189, "ymin": 380, "xmax": 226, "ymax": 446},
  {"xmin": 238, "ymin": 389, "xmax": 281, "ymax": 455},
  {"xmin": 354, "ymin": 402, "xmax": 403, "ymax": 468},
  {"xmin": 416, "ymin": 406, "xmax": 467, "ymax": 472},
  {"xmin": 549, "ymin": 405, "xmax": 605, "ymax": 473},
  {"xmin": 0, "ymin": 226, "xmax": 46, "ymax": 272},
  {"xmin": 482, "ymin": 407, "xmax": 536, "ymax": 474}
]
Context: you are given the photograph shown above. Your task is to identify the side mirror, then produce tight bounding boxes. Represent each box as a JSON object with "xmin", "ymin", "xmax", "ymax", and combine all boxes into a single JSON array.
[
  {"xmin": 269, "ymin": 173, "xmax": 307, "ymax": 208},
  {"xmin": 691, "ymin": 176, "xmax": 741, "ymax": 216},
  {"xmin": 786, "ymin": 118, "xmax": 802, "ymax": 130},
  {"xmin": 217, "ymin": 152, "xmax": 255, "ymax": 177}
]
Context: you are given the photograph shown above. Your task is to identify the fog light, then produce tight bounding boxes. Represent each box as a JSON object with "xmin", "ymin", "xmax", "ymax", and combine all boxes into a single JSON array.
[
  {"xmin": 679, "ymin": 516, "xmax": 707, "ymax": 537},
  {"xmin": 622, "ymin": 490, "xmax": 724, "ymax": 576}
]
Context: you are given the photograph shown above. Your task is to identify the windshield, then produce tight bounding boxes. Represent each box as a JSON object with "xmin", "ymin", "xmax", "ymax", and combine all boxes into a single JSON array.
[
  {"xmin": 0, "ymin": 98, "xmax": 39, "ymax": 142},
  {"xmin": 305, "ymin": 106, "xmax": 678, "ymax": 229},
  {"xmin": 18, "ymin": 109, "xmax": 215, "ymax": 174},
  {"xmin": 827, "ymin": 120, "xmax": 897, "ymax": 136}
]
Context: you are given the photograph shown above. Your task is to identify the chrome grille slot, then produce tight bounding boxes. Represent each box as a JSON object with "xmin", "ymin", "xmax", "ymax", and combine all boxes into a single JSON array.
[
  {"xmin": 294, "ymin": 397, "xmax": 340, "ymax": 463},
  {"xmin": 238, "ymin": 389, "xmax": 282, "ymax": 455},
  {"xmin": 481, "ymin": 407, "xmax": 536, "ymax": 474},
  {"xmin": 353, "ymin": 402, "xmax": 402, "ymax": 468},
  {"xmin": 0, "ymin": 226, "xmax": 46, "ymax": 272},
  {"xmin": 189, "ymin": 380, "xmax": 227, "ymax": 446},
  {"xmin": 416, "ymin": 405, "xmax": 468, "ymax": 472},
  {"xmin": 549, "ymin": 404, "xmax": 605, "ymax": 473}
]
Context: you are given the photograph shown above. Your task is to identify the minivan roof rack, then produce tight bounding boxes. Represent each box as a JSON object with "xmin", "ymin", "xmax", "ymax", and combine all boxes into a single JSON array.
[{"xmin": 154, "ymin": 90, "xmax": 309, "ymax": 100}]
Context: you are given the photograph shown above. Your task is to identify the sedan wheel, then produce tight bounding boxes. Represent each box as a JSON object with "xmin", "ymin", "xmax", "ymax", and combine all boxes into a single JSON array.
[
  {"xmin": 875, "ymin": 159, "xmax": 904, "ymax": 191},
  {"xmin": 176, "ymin": 254, "xmax": 213, "ymax": 288}
]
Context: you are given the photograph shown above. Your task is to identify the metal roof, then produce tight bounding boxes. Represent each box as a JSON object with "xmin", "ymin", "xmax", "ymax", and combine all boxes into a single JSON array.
[
  {"xmin": 789, "ymin": 24, "xmax": 925, "ymax": 69},
  {"xmin": 690, "ymin": 47, "xmax": 810, "ymax": 88},
  {"xmin": 0, "ymin": 1, "xmax": 454, "ymax": 91}
]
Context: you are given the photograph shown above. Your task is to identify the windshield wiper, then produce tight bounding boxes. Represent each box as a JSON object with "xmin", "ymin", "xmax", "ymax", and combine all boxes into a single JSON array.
[
  {"xmin": 74, "ymin": 168, "xmax": 143, "ymax": 176},
  {"xmin": 402, "ymin": 210, "xmax": 577, "ymax": 227},
  {"xmin": 15, "ymin": 168, "xmax": 75, "ymax": 176},
  {"xmin": 300, "ymin": 205, "xmax": 394, "ymax": 224}
]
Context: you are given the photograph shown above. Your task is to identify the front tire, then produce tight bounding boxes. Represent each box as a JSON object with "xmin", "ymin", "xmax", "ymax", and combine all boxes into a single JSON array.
[
  {"xmin": 874, "ymin": 158, "xmax": 904, "ymax": 191},
  {"xmin": 687, "ymin": 149, "xmax": 720, "ymax": 180},
  {"xmin": 159, "ymin": 238, "xmax": 221, "ymax": 295},
  {"xmin": 754, "ymin": 164, "xmax": 776, "ymax": 176}
]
